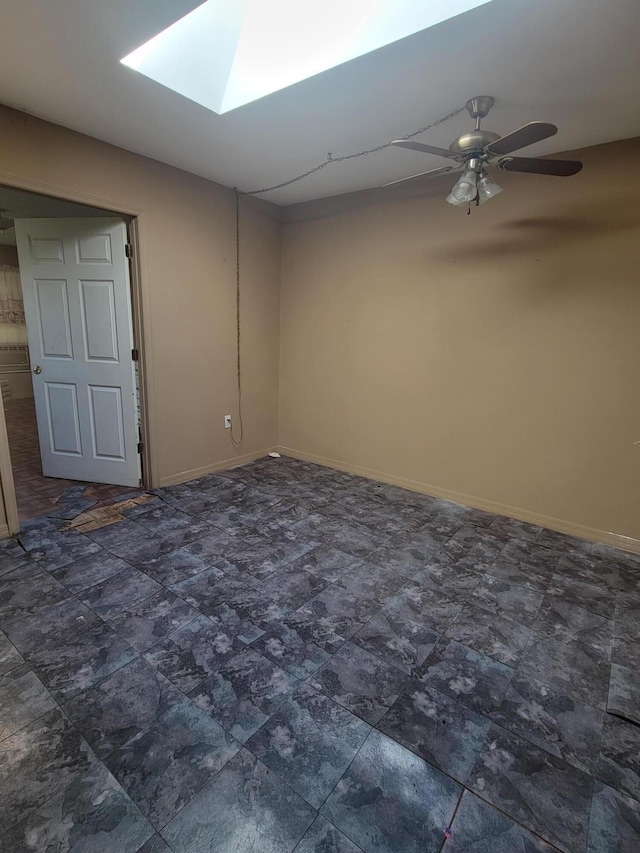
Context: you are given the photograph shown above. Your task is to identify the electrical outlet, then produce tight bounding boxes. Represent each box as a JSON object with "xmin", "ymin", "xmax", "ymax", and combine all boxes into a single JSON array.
[{"xmin": 224, "ymin": 415, "xmax": 232, "ymax": 429}]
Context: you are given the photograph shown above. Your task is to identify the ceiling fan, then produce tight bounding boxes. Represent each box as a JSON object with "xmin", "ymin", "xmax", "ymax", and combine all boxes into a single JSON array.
[{"xmin": 386, "ymin": 96, "xmax": 582, "ymax": 208}]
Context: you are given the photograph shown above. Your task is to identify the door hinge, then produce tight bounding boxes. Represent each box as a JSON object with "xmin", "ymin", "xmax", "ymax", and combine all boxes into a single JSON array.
[
  {"xmin": 125, "ymin": 243, "xmax": 133, "ymax": 259},
  {"xmin": 137, "ymin": 441, "xmax": 144, "ymax": 454},
  {"xmin": 131, "ymin": 348, "xmax": 139, "ymax": 361}
]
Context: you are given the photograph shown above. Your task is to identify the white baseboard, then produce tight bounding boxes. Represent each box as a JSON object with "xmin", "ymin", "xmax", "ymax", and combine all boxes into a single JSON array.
[
  {"xmin": 278, "ymin": 445, "xmax": 640, "ymax": 555},
  {"xmin": 158, "ymin": 447, "xmax": 277, "ymax": 488}
]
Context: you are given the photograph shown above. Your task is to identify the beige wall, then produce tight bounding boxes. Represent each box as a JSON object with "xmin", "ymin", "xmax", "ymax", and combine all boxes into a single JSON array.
[
  {"xmin": 0, "ymin": 105, "xmax": 281, "ymax": 493},
  {"xmin": 279, "ymin": 138, "xmax": 640, "ymax": 545}
]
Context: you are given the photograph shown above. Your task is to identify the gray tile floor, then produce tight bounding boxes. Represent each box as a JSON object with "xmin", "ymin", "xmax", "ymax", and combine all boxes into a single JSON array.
[{"xmin": 0, "ymin": 457, "xmax": 639, "ymax": 851}]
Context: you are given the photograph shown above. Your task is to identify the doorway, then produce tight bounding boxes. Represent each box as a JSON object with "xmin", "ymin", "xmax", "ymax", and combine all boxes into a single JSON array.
[{"xmin": 0, "ymin": 184, "xmax": 147, "ymax": 526}]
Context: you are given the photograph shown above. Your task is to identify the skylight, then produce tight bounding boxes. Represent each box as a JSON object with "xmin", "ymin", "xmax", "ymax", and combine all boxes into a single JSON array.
[{"xmin": 122, "ymin": 0, "xmax": 493, "ymax": 114}]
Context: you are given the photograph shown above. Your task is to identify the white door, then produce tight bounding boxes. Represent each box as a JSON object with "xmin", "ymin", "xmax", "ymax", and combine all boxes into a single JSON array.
[{"xmin": 14, "ymin": 218, "xmax": 140, "ymax": 487}]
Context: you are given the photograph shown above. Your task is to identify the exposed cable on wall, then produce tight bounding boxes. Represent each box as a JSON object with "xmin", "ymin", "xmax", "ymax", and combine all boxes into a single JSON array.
[
  {"xmin": 230, "ymin": 187, "xmax": 244, "ymax": 448},
  {"xmin": 229, "ymin": 105, "xmax": 465, "ymax": 449}
]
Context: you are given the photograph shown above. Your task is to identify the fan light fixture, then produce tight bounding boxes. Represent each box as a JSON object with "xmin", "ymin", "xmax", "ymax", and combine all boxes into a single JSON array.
[{"xmin": 446, "ymin": 167, "xmax": 502, "ymax": 208}]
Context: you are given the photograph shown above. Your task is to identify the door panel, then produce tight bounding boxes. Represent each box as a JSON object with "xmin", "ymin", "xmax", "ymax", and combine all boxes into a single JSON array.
[
  {"xmin": 15, "ymin": 218, "xmax": 140, "ymax": 486},
  {"xmin": 88, "ymin": 385, "xmax": 125, "ymax": 460},
  {"xmin": 35, "ymin": 280, "xmax": 74, "ymax": 358},
  {"xmin": 80, "ymin": 280, "xmax": 118, "ymax": 361},
  {"xmin": 44, "ymin": 382, "xmax": 82, "ymax": 455},
  {"xmin": 76, "ymin": 232, "xmax": 112, "ymax": 264},
  {"xmin": 30, "ymin": 236, "xmax": 65, "ymax": 263}
]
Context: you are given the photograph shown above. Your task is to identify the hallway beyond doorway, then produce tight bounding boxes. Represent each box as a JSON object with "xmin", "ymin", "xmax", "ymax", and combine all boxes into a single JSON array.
[{"xmin": 4, "ymin": 397, "xmax": 136, "ymax": 523}]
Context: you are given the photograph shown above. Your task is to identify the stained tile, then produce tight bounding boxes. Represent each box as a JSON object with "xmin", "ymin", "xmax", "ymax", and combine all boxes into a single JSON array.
[
  {"xmin": 378, "ymin": 679, "xmax": 491, "ymax": 783},
  {"xmin": 612, "ymin": 632, "xmax": 640, "ymax": 669},
  {"xmin": 189, "ymin": 647, "xmax": 300, "ymax": 742},
  {"xmin": 79, "ymin": 568, "xmax": 162, "ymax": 619},
  {"xmin": 213, "ymin": 581, "xmax": 291, "ymax": 628},
  {"xmin": 615, "ymin": 592, "xmax": 640, "ymax": 637},
  {"xmin": 170, "ymin": 568, "xmax": 237, "ymax": 613},
  {"xmin": 136, "ymin": 835, "xmax": 173, "ymax": 853},
  {"xmin": 2, "ymin": 760, "xmax": 154, "ymax": 853},
  {"xmin": 261, "ymin": 564, "xmax": 329, "ymax": 609},
  {"xmin": 29, "ymin": 531, "xmax": 103, "ymax": 571},
  {"xmin": 308, "ymin": 641, "xmax": 408, "ymax": 725},
  {"xmin": 467, "ymin": 724, "xmax": 593, "ymax": 853},
  {"xmin": 488, "ymin": 517, "xmax": 543, "ymax": 543},
  {"xmin": 62, "ymin": 656, "xmax": 184, "ymax": 759},
  {"xmin": 85, "ymin": 518, "xmax": 149, "ymax": 549},
  {"xmin": 518, "ymin": 634, "xmax": 610, "ymax": 710},
  {"xmin": 335, "ymin": 562, "xmax": 407, "ymax": 605},
  {"xmin": 587, "ymin": 781, "xmax": 640, "ymax": 853},
  {"xmin": 0, "ymin": 537, "xmax": 30, "ymax": 577},
  {"xmin": 144, "ymin": 614, "xmax": 245, "ymax": 693},
  {"xmin": 410, "ymin": 561, "xmax": 483, "ymax": 596},
  {"xmin": 294, "ymin": 816, "xmax": 365, "ymax": 852},
  {"xmin": 445, "ymin": 602, "xmax": 530, "ymax": 666},
  {"xmin": 416, "ymin": 639, "xmax": 513, "ymax": 715},
  {"xmin": 0, "ymin": 663, "xmax": 57, "ymax": 740},
  {"xmin": 252, "ymin": 618, "xmax": 334, "ymax": 679},
  {"xmin": 546, "ymin": 573, "xmax": 615, "ymax": 620},
  {"xmin": 597, "ymin": 714, "xmax": 640, "ymax": 801},
  {"xmin": 471, "ymin": 577, "xmax": 544, "ymax": 627},
  {"xmin": 443, "ymin": 789, "xmax": 557, "ymax": 853},
  {"xmin": 368, "ymin": 542, "xmax": 440, "ymax": 580},
  {"xmin": 299, "ymin": 584, "xmax": 380, "ymax": 640},
  {"xmin": 246, "ymin": 683, "xmax": 370, "ymax": 808},
  {"xmin": 296, "ymin": 545, "xmax": 364, "ymax": 582},
  {"xmin": 321, "ymin": 729, "xmax": 461, "ymax": 853},
  {"xmin": 441, "ymin": 524, "xmax": 509, "ymax": 570},
  {"xmin": 107, "ymin": 533, "xmax": 178, "ymax": 567},
  {"xmin": 490, "ymin": 539, "xmax": 558, "ymax": 580},
  {"xmin": 108, "ymin": 590, "xmax": 200, "ymax": 652},
  {"xmin": 4, "ymin": 598, "xmax": 138, "ymax": 701},
  {"xmin": 0, "ymin": 707, "xmax": 95, "ymax": 835},
  {"xmin": 352, "ymin": 610, "xmax": 438, "ymax": 674},
  {"xmin": 532, "ymin": 598, "xmax": 613, "ymax": 658},
  {"xmin": 383, "ymin": 584, "xmax": 463, "ymax": 633},
  {"xmin": 555, "ymin": 552, "xmax": 620, "ymax": 593},
  {"xmin": 0, "ymin": 629, "xmax": 23, "ymax": 676},
  {"xmin": 141, "ymin": 545, "xmax": 212, "ymax": 586},
  {"xmin": 160, "ymin": 748, "xmax": 315, "ymax": 853},
  {"xmin": 52, "ymin": 551, "xmax": 133, "ymax": 594},
  {"xmin": 306, "ymin": 516, "xmax": 382, "ymax": 557},
  {"xmin": 492, "ymin": 673, "xmax": 604, "ymax": 774},
  {"xmin": 0, "ymin": 563, "xmax": 70, "ymax": 625},
  {"xmin": 607, "ymin": 662, "xmax": 640, "ymax": 724},
  {"xmin": 224, "ymin": 536, "xmax": 319, "ymax": 581},
  {"xmin": 105, "ymin": 698, "xmax": 240, "ymax": 829}
]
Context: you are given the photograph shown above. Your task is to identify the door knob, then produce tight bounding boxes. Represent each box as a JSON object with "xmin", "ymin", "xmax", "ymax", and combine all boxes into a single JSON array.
[{"xmin": 33, "ymin": 365, "xmax": 42, "ymax": 375}]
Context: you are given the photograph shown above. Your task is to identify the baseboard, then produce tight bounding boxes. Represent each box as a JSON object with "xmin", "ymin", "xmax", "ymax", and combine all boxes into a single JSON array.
[
  {"xmin": 0, "ymin": 523, "xmax": 10, "ymax": 540},
  {"xmin": 277, "ymin": 445, "xmax": 640, "ymax": 555},
  {"xmin": 158, "ymin": 447, "xmax": 277, "ymax": 488}
]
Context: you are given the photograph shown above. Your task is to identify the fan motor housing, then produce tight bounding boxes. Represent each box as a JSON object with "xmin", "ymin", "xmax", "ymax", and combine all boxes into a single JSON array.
[{"xmin": 449, "ymin": 129, "xmax": 501, "ymax": 156}]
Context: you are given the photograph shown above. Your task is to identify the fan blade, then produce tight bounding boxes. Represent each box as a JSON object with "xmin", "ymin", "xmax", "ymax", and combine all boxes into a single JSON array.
[
  {"xmin": 485, "ymin": 122, "xmax": 557, "ymax": 156},
  {"xmin": 391, "ymin": 140, "xmax": 460, "ymax": 160},
  {"xmin": 383, "ymin": 164, "xmax": 463, "ymax": 188},
  {"xmin": 497, "ymin": 156, "xmax": 583, "ymax": 176}
]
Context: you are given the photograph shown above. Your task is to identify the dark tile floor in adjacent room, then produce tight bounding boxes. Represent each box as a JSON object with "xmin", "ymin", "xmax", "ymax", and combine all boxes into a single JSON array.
[
  {"xmin": 4, "ymin": 397, "xmax": 137, "ymax": 522},
  {"xmin": 1, "ymin": 456, "xmax": 639, "ymax": 852}
]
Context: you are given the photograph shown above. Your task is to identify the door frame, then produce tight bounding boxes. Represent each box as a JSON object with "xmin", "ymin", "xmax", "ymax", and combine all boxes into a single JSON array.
[{"xmin": 0, "ymin": 175, "xmax": 155, "ymax": 535}]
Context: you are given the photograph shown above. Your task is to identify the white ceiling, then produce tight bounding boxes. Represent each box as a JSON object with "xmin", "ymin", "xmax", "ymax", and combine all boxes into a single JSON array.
[{"xmin": 0, "ymin": 0, "xmax": 639, "ymax": 205}]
